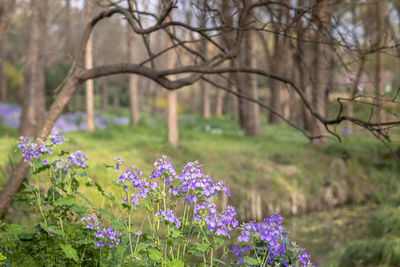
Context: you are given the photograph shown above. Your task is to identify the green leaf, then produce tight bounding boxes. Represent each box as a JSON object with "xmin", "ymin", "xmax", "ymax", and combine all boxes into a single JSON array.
[
  {"xmin": 111, "ymin": 219, "xmax": 125, "ymax": 231},
  {"xmin": 167, "ymin": 259, "xmax": 184, "ymax": 267},
  {"xmin": 195, "ymin": 242, "xmax": 210, "ymax": 252},
  {"xmin": 97, "ymin": 208, "xmax": 115, "ymax": 220},
  {"xmin": 22, "ymin": 182, "xmax": 36, "ymax": 191},
  {"xmin": 76, "ymin": 191, "xmax": 93, "ymax": 206},
  {"xmin": 60, "ymin": 243, "xmax": 79, "ymax": 262},
  {"xmin": 95, "ymin": 182, "xmax": 105, "ymax": 195},
  {"xmin": 70, "ymin": 204, "xmax": 86, "ymax": 214},
  {"xmin": 148, "ymin": 249, "xmax": 162, "ymax": 261},
  {"xmin": 54, "ymin": 195, "xmax": 76, "ymax": 206},
  {"xmin": 168, "ymin": 228, "xmax": 181, "ymax": 239},
  {"xmin": 243, "ymin": 256, "xmax": 259, "ymax": 265},
  {"xmin": 213, "ymin": 236, "xmax": 224, "ymax": 249},
  {"xmin": 6, "ymin": 224, "xmax": 25, "ymax": 235}
]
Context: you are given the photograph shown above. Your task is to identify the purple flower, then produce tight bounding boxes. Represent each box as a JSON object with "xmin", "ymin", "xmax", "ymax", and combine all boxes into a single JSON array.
[
  {"xmin": 156, "ymin": 209, "xmax": 181, "ymax": 228},
  {"xmin": 49, "ymin": 132, "xmax": 66, "ymax": 145},
  {"xmin": 67, "ymin": 151, "xmax": 88, "ymax": 168},
  {"xmin": 136, "ymin": 230, "xmax": 143, "ymax": 236}
]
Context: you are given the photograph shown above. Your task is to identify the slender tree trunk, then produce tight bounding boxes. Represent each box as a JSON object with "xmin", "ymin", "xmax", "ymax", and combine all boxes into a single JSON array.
[
  {"xmin": 164, "ymin": 0, "xmax": 178, "ymax": 145},
  {"xmin": 215, "ymin": 89, "xmax": 224, "ymax": 116},
  {"xmin": 347, "ymin": 56, "xmax": 365, "ymax": 134},
  {"xmin": 310, "ymin": 0, "xmax": 329, "ymax": 144},
  {"xmin": 0, "ymin": 47, "xmax": 6, "ymax": 102},
  {"xmin": 0, "ymin": 0, "xmax": 15, "ymax": 103},
  {"xmin": 128, "ymin": 24, "xmax": 139, "ymax": 125},
  {"xmin": 269, "ymin": 23, "xmax": 283, "ymax": 124},
  {"xmin": 190, "ymin": 86, "xmax": 197, "ymax": 114},
  {"xmin": 200, "ymin": 80, "xmax": 210, "ymax": 118},
  {"xmin": 101, "ymin": 77, "xmax": 108, "ymax": 112},
  {"xmin": 64, "ymin": 0, "xmax": 73, "ymax": 58},
  {"xmin": 237, "ymin": 1, "xmax": 260, "ymax": 136},
  {"xmin": 375, "ymin": 0, "xmax": 385, "ymax": 122},
  {"xmin": 85, "ymin": 32, "xmax": 95, "ymax": 131},
  {"xmin": 167, "ymin": 90, "xmax": 178, "ymax": 145},
  {"xmin": 19, "ymin": 0, "xmax": 47, "ymax": 137},
  {"xmin": 199, "ymin": 1, "xmax": 210, "ymax": 119},
  {"xmin": 85, "ymin": 1, "xmax": 95, "ymax": 131},
  {"xmin": 113, "ymin": 86, "xmax": 120, "ymax": 114},
  {"xmin": 243, "ymin": 29, "xmax": 260, "ymax": 135},
  {"xmin": 229, "ymin": 63, "xmax": 239, "ymax": 120}
]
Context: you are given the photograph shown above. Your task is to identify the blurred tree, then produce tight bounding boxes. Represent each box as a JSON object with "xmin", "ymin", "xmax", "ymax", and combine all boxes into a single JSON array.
[
  {"xmin": 127, "ymin": 0, "xmax": 139, "ymax": 126},
  {"xmin": 235, "ymin": 0, "xmax": 260, "ymax": 136},
  {"xmin": 85, "ymin": 0, "xmax": 95, "ymax": 132},
  {"xmin": 374, "ymin": 0, "xmax": 386, "ymax": 123},
  {"xmin": 19, "ymin": 0, "xmax": 47, "ymax": 137},
  {"xmin": 268, "ymin": 1, "xmax": 291, "ymax": 125},
  {"xmin": 0, "ymin": 0, "xmax": 15, "ymax": 102},
  {"xmin": 164, "ymin": 0, "xmax": 178, "ymax": 145},
  {"xmin": 309, "ymin": 0, "xmax": 330, "ymax": 144}
]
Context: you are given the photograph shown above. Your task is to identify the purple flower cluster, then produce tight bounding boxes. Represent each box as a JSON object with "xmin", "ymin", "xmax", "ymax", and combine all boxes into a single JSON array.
[
  {"xmin": 0, "ymin": 103, "xmax": 129, "ymax": 132},
  {"xmin": 17, "ymin": 136, "xmax": 52, "ymax": 162},
  {"xmin": 110, "ymin": 155, "xmax": 313, "ymax": 266},
  {"xmin": 17, "ymin": 132, "xmax": 67, "ymax": 162},
  {"xmin": 233, "ymin": 214, "xmax": 313, "ymax": 266},
  {"xmin": 49, "ymin": 132, "xmax": 66, "ymax": 145},
  {"xmin": 156, "ymin": 209, "xmax": 181, "ymax": 228},
  {"xmin": 66, "ymin": 152, "xmax": 88, "ymax": 168},
  {"xmin": 0, "ymin": 102, "xmax": 19, "ymax": 128},
  {"xmin": 203, "ymin": 206, "xmax": 238, "ymax": 237},
  {"xmin": 80, "ymin": 215, "xmax": 121, "ymax": 249},
  {"xmin": 94, "ymin": 226, "xmax": 122, "ymax": 248},
  {"xmin": 116, "ymin": 165, "xmax": 158, "ymax": 208},
  {"xmin": 297, "ymin": 250, "xmax": 312, "ymax": 266},
  {"xmin": 81, "ymin": 215, "xmax": 100, "ymax": 230},
  {"xmin": 150, "ymin": 155, "xmax": 176, "ymax": 182}
]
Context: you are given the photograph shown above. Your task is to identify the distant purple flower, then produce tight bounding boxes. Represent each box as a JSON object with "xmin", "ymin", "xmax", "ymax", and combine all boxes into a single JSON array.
[{"xmin": 136, "ymin": 230, "xmax": 143, "ymax": 236}]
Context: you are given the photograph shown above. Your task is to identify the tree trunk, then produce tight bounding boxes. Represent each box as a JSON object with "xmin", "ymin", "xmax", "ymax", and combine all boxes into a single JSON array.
[
  {"xmin": 85, "ymin": 1, "xmax": 95, "ymax": 131},
  {"xmin": 229, "ymin": 63, "xmax": 239, "ymax": 120},
  {"xmin": 19, "ymin": 0, "xmax": 47, "ymax": 137},
  {"xmin": 215, "ymin": 76, "xmax": 225, "ymax": 116},
  {"xmin": 167, "ymin": 90, "xmax": 178, "ymax": 145},
  {"xmin": 0, "ymin": 75, "xmax": 81, "ymax": 216},
  {"xmin": 164, "ymin": 0, "xmax": 178, "ymax": 145},
  {"xmin": 236, "ymin": 1, "xmax": 260, "ymax": 136},
  {"xmin": 0, "ymin": 0, "xmax": 15, "ymax": 39},
  {"xmin": 0, "ymin": 0, "xmax": 15, "ymax": 103},
  {"xmin": 64, "ymin": 0, "xmax": 73, "ymax": 58},
  {"xmin": 200, "ymin": 80, "xmax": 210, "ymax": 118},
  {"xmin": 0, "ymin": 47, "xmax": 6, "ymax": 102},
  {"xmin": 375, "ymin": 0, "xmax": 385, "ymax": 122},
  {"xmin": 85, "ymin": 32, "xmax": 95, "ymax": 131},
  {"xmin": 113, "ymin": 86, "xmax": 120, "ymax": 114},
  {"xmin": 310, "ymin": 0, "xmax": 329, "ymax": 144},
  {"xmin": 101, "ymin": 77, "xmax": 108, "ymax": 112},
  {"xmin": 128, "ymin": 24, "xmax": 139, "ymax": 125},
  {"xmin": 243, "ymin": 30, "xmax": 260, "ymax": 135}
]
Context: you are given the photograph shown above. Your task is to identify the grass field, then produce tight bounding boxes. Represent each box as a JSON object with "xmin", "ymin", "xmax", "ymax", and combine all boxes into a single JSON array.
[{"xmin": 1, "ymin": 114, "xmax": 399, "ymax": 219}]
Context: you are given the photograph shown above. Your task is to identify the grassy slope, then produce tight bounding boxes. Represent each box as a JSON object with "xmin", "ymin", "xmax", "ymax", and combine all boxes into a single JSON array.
[{"xmin": 1, "ymin": 115, "xmax": 398, "ymax": 218}]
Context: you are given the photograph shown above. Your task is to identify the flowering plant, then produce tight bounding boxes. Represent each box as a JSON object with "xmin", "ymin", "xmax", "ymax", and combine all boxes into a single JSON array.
[{"xmin": 0, "ymin": 133, "xmax": 313, "ymax": 266}]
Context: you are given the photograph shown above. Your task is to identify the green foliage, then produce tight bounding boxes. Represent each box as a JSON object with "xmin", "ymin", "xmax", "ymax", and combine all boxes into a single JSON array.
[
  {"xmin": 0, "ymin": 134, "xmax": 313, "ymax": 266},
  {"xmin": 338, "ymin": 201, "xmax": 400, "ymax": 266},
  {"xmin": 2, "ymin": 61, "xmax": 23, "ymax": 93}
]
